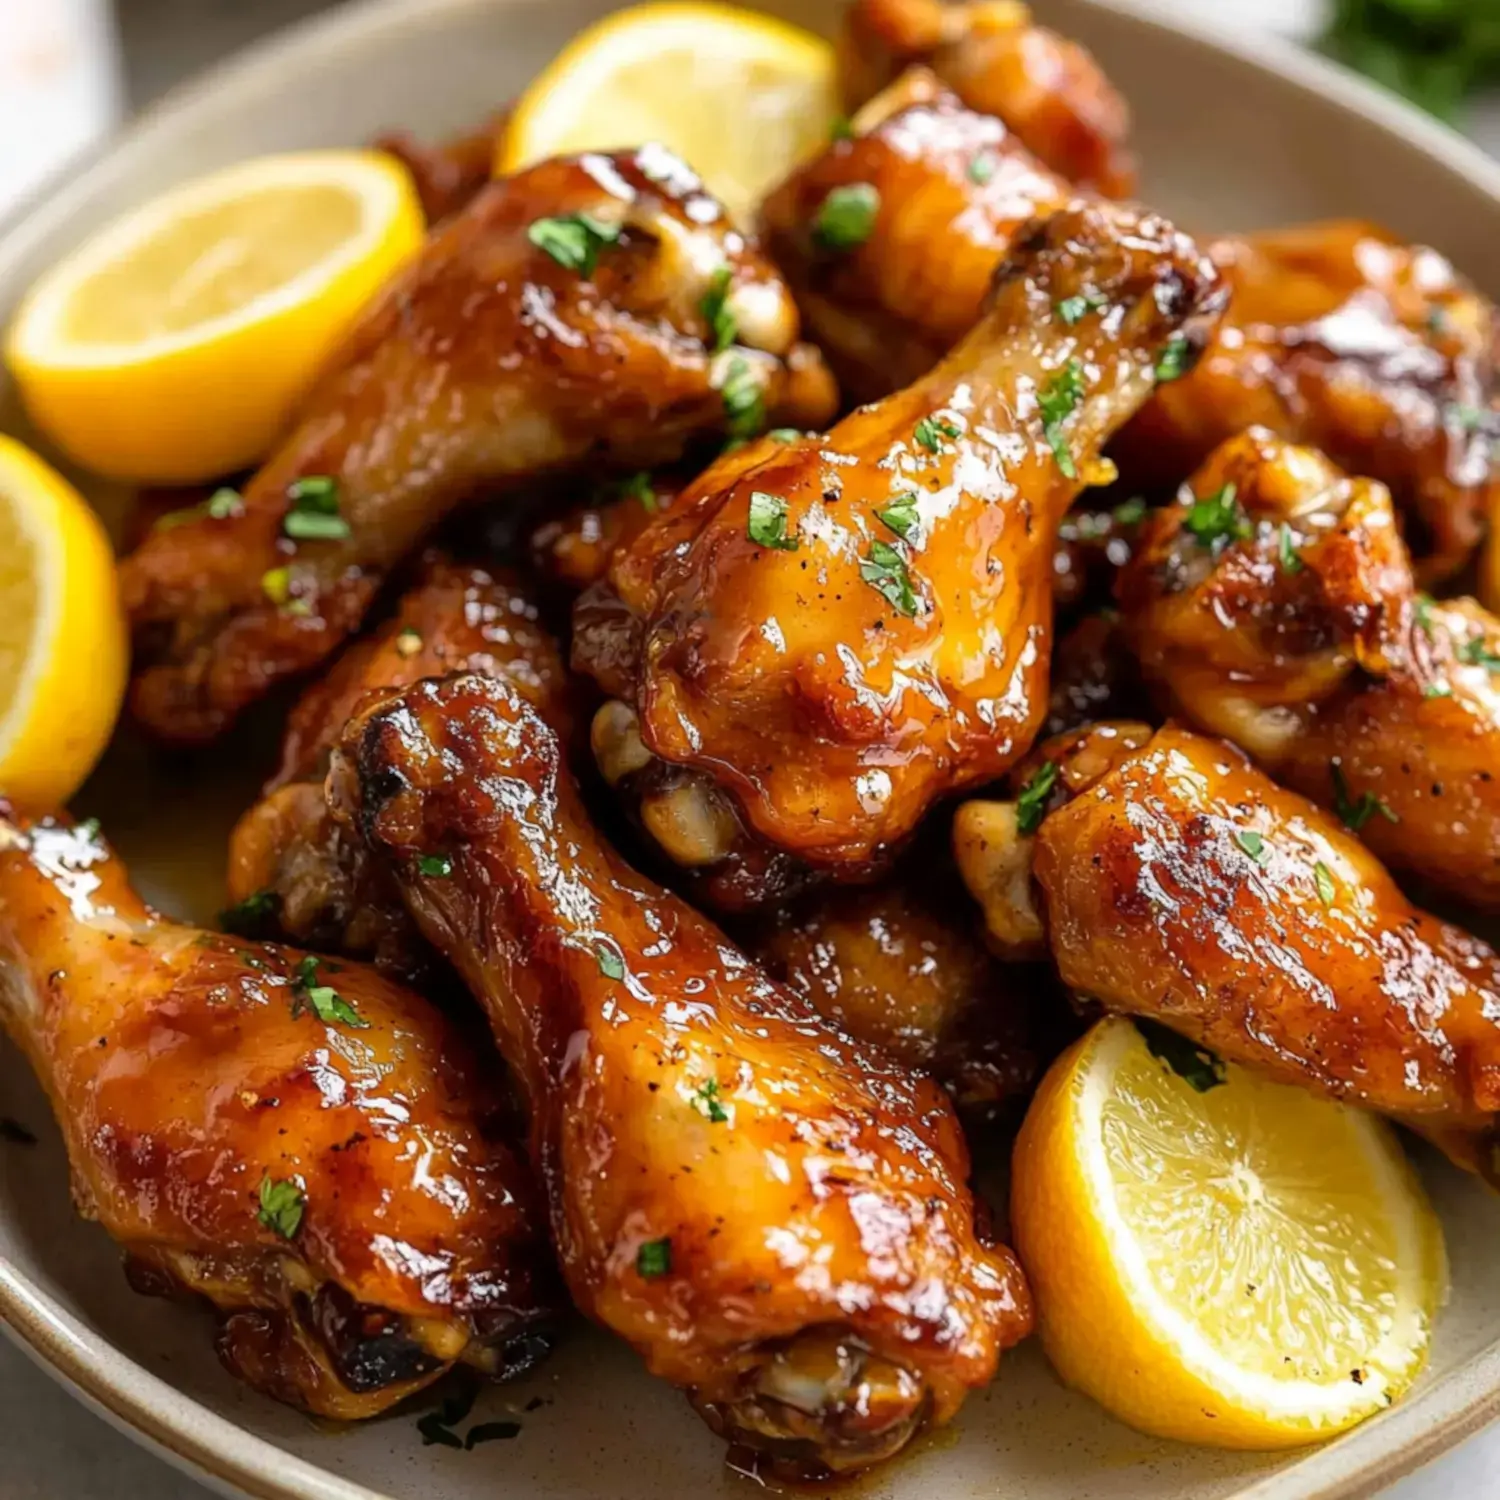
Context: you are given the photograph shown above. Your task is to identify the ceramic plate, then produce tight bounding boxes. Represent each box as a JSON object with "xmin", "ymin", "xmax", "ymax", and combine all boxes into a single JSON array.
[{"xmin": 4, "ymin": 1, "xmax": 1500, "ymax": 1496}]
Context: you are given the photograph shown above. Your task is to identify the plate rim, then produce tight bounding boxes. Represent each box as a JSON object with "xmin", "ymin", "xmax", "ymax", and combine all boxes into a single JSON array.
[{"xmin": 4, "ymin": 0, "xmax": 1500, "ymax": 1496}]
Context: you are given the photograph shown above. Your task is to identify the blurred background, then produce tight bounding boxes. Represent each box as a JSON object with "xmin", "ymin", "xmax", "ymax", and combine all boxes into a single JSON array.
[{"xmin": 7, "ymin": 0, "xmax": 1500, "ymax": 219}]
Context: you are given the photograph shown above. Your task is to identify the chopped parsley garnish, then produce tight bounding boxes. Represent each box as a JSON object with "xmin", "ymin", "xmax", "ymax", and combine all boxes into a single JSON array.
[
  {"xmin": 830, "ymin": 114, "xmax": 855, "ymax": 142},
  {"xmin": 1038, "ymin": 359, "xmax": 1087, "ymax": 479},
  {"xmin": 746, "ymin": 491, "xmax": 799, "ymax": 551},
  {"xmin": 1314, "ymin": 861, "xmax": 1337, "ymax": 906},
  {"xmin": 1137, "ymin": 1019, "xmax": 1226, "ymax": 1093},
  {"xmin": 617, "ymin": 471, "xmax": 658, "ymax": 513},
  {"xmin": 1056, "ymin": 292, "xmax": 1106, "ymax": 326},
  {"xmin": 465, "ymin": 1422, "xmax": 522, "ymax": 1448},
  {"xmin": 290, "ymin": 954, "xmax": 369, "ymax": 1030},
  {"xmin": 257, "ymin": 1176, "xmax": 305, "ymax": 1239},
  {"xmin": 261, "ymin": 567, "xmax": 292, "ymax": 606},
  {"xmin": 859, "ymin": 539, "xmax": 919, "ymax": 617},
  {"xmin": 720, "ymin": 355, "xmax": 764, "ymax": 440},
  {"xmin": 154, "ymin": 485, "xmax": 244, "ymax": 530},
  {"xmin": 1183, "ymin": 482, "xmax": 1252, "ymax": 551},
  {"xmin": 1278, "ymin": 522, "xmax": 1305, "ymax": 573},
  {"xmin": 1330, "ymin": 762, "xmax": 1398, "ymax": 832},
  {"xmin": 1459, "ymin": 636, "xmax": 1500, "ymax": 671},
  {"xmin": 219, "ymin": 888, "xmax": 282, "ymax": 939},
  {"xmin": 1112, "ymin": 496, "xmax": 1148, "ymax": 527},
  {"xmin": 76, "ymin": 816, "xmax": 101, "ymax": 841},
  {"xmin": 1414, "ymin": 592, "xmax": 1436, "ymax": 637},
  {"xmin": 693, "ymin": 1078, "xmax": 729, "ymax": 1123},
  {"xmin": 1016, "ymin": 760, "xmax": 1059, "ymax": 835},
  {"xmin": 418, "ymin": 853, "xmax": 453, "ymax": 878},
  {"xmin": 1424, "ymin": 680, "xmax": 1454, "ymax": 698},
  {"xmin": 527, "ymin": 212, "xmax": 622, "ymax": 275},
  {"xmin": 636, "ymin": 1237, "xmax": 672, "ymax": 1278},
  {"xmin": 1450, "ymin": 403, "xmax": 1486, "ymax": 431},
  {"xmin": 876, "ymin": 491, "xmax": 920, "ymax": 541},
  {"xmin": 767, "ymin": 428, "xmax": 801, "ymax": 443},
  {"xmin": 283, "ymin": 475, "xmax": 349, "ymax": 542},
  {"xmin": 968, "ymin": 152, "xmax": 997, "ymax": 184},
  {"xmin": 596, "ymin": 943, "xmax": 626, "ymax": 981},
  {"xmin": 700, "ymin": 265, "xmax": 737, "ymax": 353},
  {"xmin": 395, "ymin": 627, "xmax": 424, "ymax": 658},
  {"xmin": 1154, "ymin": 332, "xmax": 1193, "ymax": 383},
  {"xmin": 913, "ymin": 415, "xmax": 961, "ymax": 453},
  {"xmin": 812, "ymin": 182, "xmax": 880, "ymax": 251},
  {"xmin": 1235, "ymin": 829, "xmax": 1271, "ymax": 865}
]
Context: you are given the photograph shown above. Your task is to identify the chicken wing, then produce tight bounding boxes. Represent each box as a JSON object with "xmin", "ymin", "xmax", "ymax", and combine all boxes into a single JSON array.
[
  {"xmin": 1117, "ymin": 428, "xmax": 1500, "ymax": 911},
  {"xmin": 374, "ymin": 113, "xmax": 506, "ymax": 223},
  {"xmin": 838, "ymin": 0, "xmax": 1136, "ymax": 196},
  {"xmin": 227, "ymin": 556, "xmax": 575, "ymax": 972},
  {"xmin": 120, "ymin": 147, "xmax": 837, "ymax": 745},
  {"xmin": 574, "ymin": 199, "xmax": 1224, "ymax": 882},
  {"xmin": 529, "ymin": 471, "xmax": 689, "ymax": 594},
  {"xmin": 1114, "ymin": 221, "xmax": 1500, "ymax": 585},
  {"xmin": 328, "ymin": 672, "xmax": 1030, "ymax": 1477},
  {"xmin": 992, "ymin": 722, "xmax": 1500, "ymax": 1179},
  {"xmin": 0, "ymin": 812, "xmax": 558, "ymax": 1418},
  {"xmin": 761, "ymin": 68, "xmax": 1072, "ymax": 402}
]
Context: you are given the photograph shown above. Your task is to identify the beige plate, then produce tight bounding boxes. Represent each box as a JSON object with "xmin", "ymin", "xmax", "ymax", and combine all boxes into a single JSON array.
[{"xmin": 4, "ymin": 0, "xmax": 1500, "ymax": 1496}]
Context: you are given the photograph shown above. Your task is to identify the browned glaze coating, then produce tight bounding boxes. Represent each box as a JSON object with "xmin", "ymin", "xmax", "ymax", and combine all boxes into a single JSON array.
[
  {"xmin": 576, "ymin": 199, "xmax": 1224, "ymax": 877},
  {"xmin": 1117, "ymin": 429, "xmax": 1500, "ymax": 911},
  {"xmin": 227, "ymin": 557, "xmax": 575, "ymax": 969},
  {"xmin": 0, "ymin": 812, "xmax": 557, "ymax": 1417},
  {"xmin": 1027, "ymin": 722, "xmax": 1500, "ymax": 1177},
  {"xmin": 838, "ymin": 0, "xmax": 1136, "ymax": 196},
  {"xmin": 119, "ymin": 147, "xmax": 837, "ymax": 745},
  {"xmin": 328, "ymin": 673, "xmax": 1030, "ymax": 1476},
  {"xmin": 374, "ymin": 113, "xmax": 506, "ymax": 223},
  {"xmin": 1045, "ymin": 609, "xmax": 1147, "ymax": 736},
  {"xmin": 761, "ymin": 69, "xmax": 1072, "ymax": 402},
  {"xmin": 529, "ymin": 473, "xmax": 688, "ymax": 593},
  {"xmin": 749, "ymin": 873, "xmax": 1065, "ymax": 1118},
  {"xmin": 1051, "ymin": 499, "xmax": 1145, "ymax": 615},
  {"xmin": 1115, "ymin": 221, "xmax": 1500, "ymax": 584}
]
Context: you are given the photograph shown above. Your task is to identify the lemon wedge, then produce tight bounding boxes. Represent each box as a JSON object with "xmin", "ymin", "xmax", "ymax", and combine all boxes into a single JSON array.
[
  {"xmin": 4, "ymin": 151, "xmax": 423, "ymax": 482},
  {"xmin": 0, "ymin": 435, "xmax": 126, "ymax": 810},
  {"xmin": 1011, "ymin": 1016, "xmax": 1446, "ymax": 1448},
  {"xmin": 499, "ymin": 2, "xmax": 839, "ymax": 221}
]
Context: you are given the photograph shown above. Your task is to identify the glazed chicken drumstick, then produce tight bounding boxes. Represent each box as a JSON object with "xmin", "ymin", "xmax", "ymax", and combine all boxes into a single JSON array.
[
  {"xmin": 574, "ymin": 197, "xmax": 1224, "ymax": 887},
  {"xmin": 0, "ymin": 812, "xmax": 558, "ymax": 1418},
  {"xmin": 1116, "ymin": 428, "xmax": 1500, "ymax": 912},
  {"xmin": 329, "ymin": 672, "xmax": 1030, "ymax": 1477},
  {"xmin": 120, "ymin": 147, "xmax": 836, "ymax": 744},
  {"xmin": 227, "ymin": 555, "xmax": 576, "ymax": 972},
  {"xmin": 959, "ymin": 722, "xmax": 1500, "ymax": 1180}
]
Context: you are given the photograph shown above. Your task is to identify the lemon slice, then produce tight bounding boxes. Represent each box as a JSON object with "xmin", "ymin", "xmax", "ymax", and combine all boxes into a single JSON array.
[
  {"xmin": 499, "ymin": 2, "xmax": 839, "ymax": 221},
  {"xmin": 1011, "ymin": 1017, "xmax": 1446, "ymax": 1448},
  {"xmin": 4, "ymin": 151, "xmax": 423, "ymax": 482},
  {"xmin": 0, "ymin": 435, "xmax": 126, "ymax": 810}
]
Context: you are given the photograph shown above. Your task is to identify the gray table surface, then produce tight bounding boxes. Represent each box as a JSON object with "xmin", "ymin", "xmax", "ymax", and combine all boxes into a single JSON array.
[{"xmin": 4, "ymin": 0, "xmax": 1498, "ymax": 1494}]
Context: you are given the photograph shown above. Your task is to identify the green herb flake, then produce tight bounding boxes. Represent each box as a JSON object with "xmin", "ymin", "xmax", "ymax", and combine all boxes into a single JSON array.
[
  {"xmin": 968, "ymin": 152, "xmax": 997, "ymax": 184},
  {"xmin": 745, "ymin": 490, "xmax": 799, "ymax": 551},
  {"xmin": 1056, "ymin": 292, "xmax": 1105, "ymax": 326},
  {"xmin": 1016, "ymin": 760, "xmax": 1059, "ymax": 835},
  {"xmin": 1450, "ymin": 403, "xmax": 1487, "ymax": 432},
  {"xmin": 395, "ymin": 627, "xmax": 424, "ymax": 658},
  {"xmin": 418, "ymin": 853, "xmax": 454, "ymax": 878},
  {"xmin": 527, "ymin": 212, "xmax": 622, "ymax": 275},
  {"xmin": 1459, "ymin": 636, "xmax": 1500, "ymax": 671},
  {"xmin": 153, "ymin": 485, "xmax": 245, "ymax": 530},
  {"xmin": 812, "ymin": 182, "xmax": 880, "ymax": 251},
  {"xmin": 693, "ymin": 1078, "xmax": 729, "ymax": 1123},
  {"xmin": 76, "ymin": 816, "xmax": 102, "ymax": 841},
  {"xmin": 220, "ymin": 888, "xmax": 282, "ymax": 939},
  {"xmin": 1136, "ymin": 1018, "xmax": 1226, "ymax": 1093},
  {"xmin": 720, "ymin": 354, "xmax": 764, "ymax": 440},
  {"xmin": 465, "ymin": 1422, "xmax": 522, "ymax": 1449},
  {"xmin": 1278, "ymin": 522, "xmax": 1305, "ymax": 574},
  {"xmin": 700, "ymin": 265, "xmax": 737, "ymax": 353},
  {"xmin": 830, "ymin": 115, "xmax": 855, "ymax": 142},
  {"xmin": 257, "ymin": 1175, "xmax": 305, "ymax": 1240},
  {"xmin": 617, "ymin": 471, "xmax": 658, "ymax": 513},
  {"xmin": 1414, "ymin": 593, "xmax": 1436, "ymax": 638},
  {"xmin": 1038, "ymin": 359, "xmax": 1087, "ymax": 479},
  {"xmin": 1154, "ymin": 332, "xmax": 1193, "ymax": 384},
  {"xmin": 1235, "ymin": 829, "xmax": 1271, "ymax": 866},
  {"xmin": 1183, "ymin": 482, "xmax": 1252, "ymax": 552},
  {"xmin": 1314, "ymin": 861, "xmax": 1336, "ymax": 907},
  {"xmin": 1424, "ymin": 680, "xmax": 1454, "ymax": 699},
  {"xmin": 596, "ymin": 943, "xmax": 626, "ymax": 981},
  {"xmin": 636, "ymin": 1237, "xmax": 672, "ymax": 1278},
  {"xmin": 282, "ymin": 475, "xmax": 349, "ymax": 541},
  {"xmin": 261, "ymin": 567, "xmax": 292, "ymax": 607},
  {"xmin": 767, "ymin": 428, "xmax": 801, "ymax": 444},
  {"xmin": 913, "ymin": 415, "xmax": 961, "ymax": 453},
  {"xmin": 876, "ymin": 491, "xmax": 920, "ymax": 542},
  {"xmin": 1330, "ymin": 762, "xmax": 1399, "ymax": 833},
  {"xmin": 291, "ymin": 954, "xmax": 369, "ymax": 1030},
  {"xmin": 859, "ymin": 539, "xmax": 919, "ymax": 618},
  {"xmin": 1112, "ymin": 496, "xmax": 1147, "ymax": 528}
]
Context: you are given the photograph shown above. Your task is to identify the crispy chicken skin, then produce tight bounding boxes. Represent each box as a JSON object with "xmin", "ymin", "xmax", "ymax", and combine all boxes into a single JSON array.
[
  {"xmin": 529, "ymin": 473, "xmax": 688, "ymax": 593},
  {"xmin": 119, "ymin": 148, "xmax": 837, "ymax": 745},
  {"xmin": 0, "ymin": 812, "xmax": 557, "ymax": 1418},
  {"xmin": 1013, "ymin": 723, "xmax": 1500, "ymax": 1177},
  {"xmin": 575, "ymin": 199, "xmax": 1224, "ymax": 879},
  {"xmin": 1117, "ymin": 429, "xmax": 1500, "ymax": 911},
  {"xmin": 838, "ymin": 0, "xmax": 1136, "ymax": 196},
  {"xmin": 329, "ymin": 673, "xmax": 1031, "ymax": 1477},
  {"xmin": 761, "ymin": 69, "xmax": 1072, "ymax": 402},
  {"xmin": 227, "ymin": 557, "xmax": 576, "ymax": 969},
  {"xmin": 1115, "ymin": 221, "xmax": 1500, "ymax": 585},
  {"xmin": 374, "ymin": 113, "xmax": 506, "ymax": 223}
]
